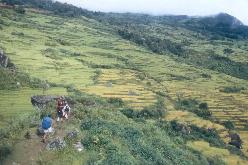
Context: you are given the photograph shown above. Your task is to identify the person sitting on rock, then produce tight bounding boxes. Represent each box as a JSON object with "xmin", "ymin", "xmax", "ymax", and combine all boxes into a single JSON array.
[
  {"xmin": 56, "ymin": 97, "xmax": 65, "ymax": 122},
  {"xmin": 41, "ymin": 115, "xmax": 53, "ymax": 143}
]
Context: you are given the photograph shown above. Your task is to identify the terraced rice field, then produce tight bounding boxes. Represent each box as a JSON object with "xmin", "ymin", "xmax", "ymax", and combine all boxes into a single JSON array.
[
  {"xmin": 164, "ymin": 82, "xmax": 248, "ymax": 155},
  {"xmin": 167, "ymin": 85, "xmax": 248, "ymax": 129},
  {"xmin": 187, "ymin": 141, "xmax": 248, "ymax": 165},
  {"xmin": 1, "ymin": 8, "xmax": 248, "ymax": 162},
  {"xmin": 165, "ymin": 111, "xmax": 230, "ymax": 143},
  {"xmin": 83, "ymin": 69, "xmax": 157, "ymax": 109},
  {"xmin": 0, "ymin": 87, "xmax": 67, "ymax": 127}
]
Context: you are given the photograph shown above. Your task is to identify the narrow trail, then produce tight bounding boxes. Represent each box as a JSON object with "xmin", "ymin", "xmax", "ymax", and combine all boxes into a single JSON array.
[{"xmin": 4, "ymin": 118, "xmax": 73, "ymax": 165}]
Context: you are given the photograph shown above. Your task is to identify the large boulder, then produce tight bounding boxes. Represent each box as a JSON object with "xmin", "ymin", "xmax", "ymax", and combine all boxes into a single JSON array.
[
  {"xmin": 46, "ymin": 137, "xmax": 66, "ymax": 150},
  {"xmin": 0, "ymin": 49, "xmax": 9, "ymax": 68},
  {"xmin": 0, "ymin": 49, "xmax": 15, "ymax": 68},
  {"xmin": 31, "ymin": 95, "xmax": 60, "ymax": 110},
  {"xmin": 73, "ymin": 141, "xmax": 84, "ymax": 152},
  {"xmin": 228, "ymin": 133, "xmax": 242, "ymax": 149},
  {"xmin": 66, "ymin": 130, "xmax": 78, "ymax": 139}
]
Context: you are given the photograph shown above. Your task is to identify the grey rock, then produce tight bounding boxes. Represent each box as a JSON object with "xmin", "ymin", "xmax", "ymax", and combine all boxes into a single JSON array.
[
  {"xmin": 0, "ymin": 49, "xmax": 9, "ymax": 68},
  {"xmin": 37, "ymin": 127, "xmax": 45, "ymax": 136},
  {"xmin": 67, "ymin": 130, "xmax": 78, "ymax": 139},
  {"xmin": 31, "ymin": 95, "xmax": 60, "ymax": 110},
  {"xmin": 46, "ymin": 137, "xmax": 66, "ymax": 150},
  {"xmin": 228, "ymin": 133, "xmax": 242, "ymax": 149},
  {"xmin": 73, "ymin": 141, "xmax": 84, "ymax": 152}
]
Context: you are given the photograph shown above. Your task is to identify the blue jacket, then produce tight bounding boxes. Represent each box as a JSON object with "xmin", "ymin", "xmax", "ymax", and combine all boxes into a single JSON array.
[{"xmin": 42, "ymin": 117, "xmax": 52, "ymax": 129}]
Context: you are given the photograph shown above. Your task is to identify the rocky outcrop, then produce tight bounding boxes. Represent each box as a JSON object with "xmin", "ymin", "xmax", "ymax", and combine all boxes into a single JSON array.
[
  {"xmin": 46, "ymin": 137, "xmax": 66, "ymax": 150},
  {"xmin": 0, "ymin": 49, "xmax": 15, "ymax": 68},
  {"xmin": 31, "ymin": 95, "xmax": 60, "ymax": 110},
  {"xmin": 73, "ymin": 141, "xmax": 84, "ymax": 152},
  {"xmin": 228, "ymin": 133, "xmax": 242, "ymax": 149},
  {"xmin": 0, "ymin": 49, "xmax": 9, "ymax": 68},
  {"xmin": 66, "ymin": 130, "xmax": 78, "ymax": 139}
]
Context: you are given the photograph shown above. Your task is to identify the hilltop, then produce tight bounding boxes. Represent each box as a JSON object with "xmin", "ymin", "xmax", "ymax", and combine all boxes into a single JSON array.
[{"xmin": 1, "ymin": 0, "xmax": 248, "ymax": 164}]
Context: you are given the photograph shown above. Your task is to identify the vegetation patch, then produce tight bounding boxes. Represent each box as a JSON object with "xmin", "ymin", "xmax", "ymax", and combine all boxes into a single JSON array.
[
  {"xmin": 175, "ymin": 97, "xmax": 211, "ymax": 119},
  {"xmin": 0, "ymin": 68, "xmax": 43, "ymax": 90},
  {"xmin": 220, "ymin": 86, "xmax": 246, "ymax": 93},
  {"xmin": 187, "ymin": 141, "xmax": 247, "ymax": 165}
]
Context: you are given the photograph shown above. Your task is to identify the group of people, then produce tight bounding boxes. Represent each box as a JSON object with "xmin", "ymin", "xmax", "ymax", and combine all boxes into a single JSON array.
[
  {"xmin": 56, "ymin": 96, "xmax": 71, "ymax": 122},
  {"xmin": 40, "ymin": 97, "xmax": 71, "ymax": 143}
]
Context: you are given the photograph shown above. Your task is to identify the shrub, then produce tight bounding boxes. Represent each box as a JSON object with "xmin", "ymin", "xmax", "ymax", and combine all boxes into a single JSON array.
[
  {"xmin": 201, "ymin": 73, "xmax": 212, "ymax": 79},
  {"xmin": 44, "ymin": 41, "xmax": 57, "ymax": 47},
  {"xmin": 121, "ymin": 108, "xmax": 137, "ymax": 118},
  {"xmin": 41, "ymin": 48, "xmax": 62, "ymax": 60},
  {"xmin": 80, "ymin": 113, "xmax": 209, "ymax": 165},
  {"xmin": 226, "ymin": 145, "xmax": 246, "ymax": 157},
  {"xmin": 0, "ymin": 68, "xmax": 43, "ymax": 90},
  {"xmin": 207, "ymin": 156, "xmax": 226, "ymax": 165},
  {"xmin": 15, "ymin": 6, "xmax": 26, "ymax": 14},
  {"xmin": 0, "ymin": 144, "xmax": 12, "ymax": 162},
  {"xmin": 220, "ymin": 86, "xmax": 245, "ymax": 93},
  {"xmin": 107, "ymin": 98, "xmax": 124, "ymax": 107},
  {"xmin": 118, "ymin": 29, "xmax": 186, "ymax": 56},
  {"xmin": 199, "ymin": 103, "xmax": 208, "ymax": 110},
  {"xmin": 223, "ymin": 48, "xmax": 234, "ymax": 55},
  {"xmin": 92, "ymin": 69, "xmax": 102, "ymax": 83},
  {"xmin": 11, "ymin": 31, "xmax": 24, "ymax": 36},
  {"xmin": 176, "ymin": 98, "xmax": 211, "ymax": 119},
  {"xmin": 55, "ymin": 38, "xmax": 70, "ymax": 46},
  {"xmin": 155, "ymin": 91, "xmax": 167, "ymax": 97},
  {"xmin": 223, "ymin": 121, "xmax": 235, "ymax": 130},
  {"xmin": 159, "ymin": 120, "xmax": 225, "ymax": 148},
  {"xmin": 121, "ymin": 97, "xmax": 166, "ymax": 120},
  {"xmin": 137, "ymin": 73, "xmax": 146, "ymax": 80}
]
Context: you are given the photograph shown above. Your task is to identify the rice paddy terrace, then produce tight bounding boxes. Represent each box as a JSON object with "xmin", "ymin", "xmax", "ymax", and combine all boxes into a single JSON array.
[
  {"xmin": 1, "ymin": 7, "xmax": 248, "ymax": 164},
  {"xmin": 0, "ymin": 87, "xmax": 67, "ymax": 127},
  {"xmin": 83, "ymin": 69, "xmax": 157, "ymax": 109}
]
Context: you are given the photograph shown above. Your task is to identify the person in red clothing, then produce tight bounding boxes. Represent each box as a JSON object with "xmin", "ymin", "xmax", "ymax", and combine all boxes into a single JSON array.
[{"xmin": 56, "ymin": 97, "xmax": 65, "ymax": 122}]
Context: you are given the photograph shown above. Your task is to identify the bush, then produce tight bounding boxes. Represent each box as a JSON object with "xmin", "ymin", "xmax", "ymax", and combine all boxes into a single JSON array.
[
  {"xmin": 2, "ymin": 0, "xmax": 87, "ymax": 17},
  {"xmin": 201, "ymin": 73, "xmax": 212, "ymax": 79},
  {"xmin": 223, "ymin": 121, "xmax": 235, "ymax": 130},
  {"xmin": 117, "ymin": 28, "xmax": 186, "ymax": 56},
  {"xmin": 107, "ymin": 98, "xmax": 124, "ymax": 107},
  {"xmin": 0, "ymin": 68, "xmax": 43, "ymax": 90},
  {"xmin": 158, "ymin": 120, "xmax": 225, "ymax": 148},
  {"xmin": 121, "ymin": 97, "xmax": 166, "ymax": 120},
  {"xmin": 55, "ymin": 38, "xmax": 70, "ymax": 46},
  {"xmin": 15, "ymin": 6, "xmax": 26, "ymax": 14},
  {"xmin": 199, "ymin": 102, "xmax": 208, "ymax": 110},
  {"xmin": 11, "ymin": 31, "xmax": 24, "ymax": 36},
  {"xmin": 223, "ymin": 48, "xmax": 234, "ymax": 55},
  {"xmin": 80, "ymin": 113, "xmax": 209, "ymax": 165},
  {"xmin": 0, "ymin": 144, "xmax": 12, "ymax": 162},
  {"xmin": 137, "ymin": 73, "xmax": 146, "ymax": 80},
  {"xmin": 220, "ymin": 86, "xmax": 245, "ymax": 93},
  {"xmin": 207, "ymin": 156, "xmax": 226, "ymax": 165},
  {"xmin": 41, "ymin": 48, "xmax": 62, "ymax": 60},
  {"xmin": 176, "ymin": 98, "xmax": 211, "ymax": 119}
]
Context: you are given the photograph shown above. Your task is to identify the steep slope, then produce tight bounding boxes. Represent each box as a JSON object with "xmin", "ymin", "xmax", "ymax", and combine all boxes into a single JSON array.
[{"xmin": 1, "ymin": 2, "xmax": 248, "ymax": 165}]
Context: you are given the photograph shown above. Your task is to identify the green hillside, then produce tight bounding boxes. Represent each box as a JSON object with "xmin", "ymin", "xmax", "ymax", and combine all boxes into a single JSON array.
[{"xmin": 1, "ymin": 1, "xmax": 248, "ymax": 164}]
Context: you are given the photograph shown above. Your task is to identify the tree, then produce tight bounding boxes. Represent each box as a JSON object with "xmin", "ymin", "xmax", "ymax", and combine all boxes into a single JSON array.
[
  {"xmin": 15, "ymin": 5, "xmax": 26, "ymax": 14},
  {"xmin": 41, "ymin": 80, "xmax": 50, "ymax": 94},
  {"xmin": 223, "ymin": 48, "xmax": 234, "ymax": 55}
]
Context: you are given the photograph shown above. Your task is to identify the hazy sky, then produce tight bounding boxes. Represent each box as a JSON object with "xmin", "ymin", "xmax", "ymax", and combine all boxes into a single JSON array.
[{"xmin": 57, "ymin": 0, "xmax": 248, "ymax": 25}]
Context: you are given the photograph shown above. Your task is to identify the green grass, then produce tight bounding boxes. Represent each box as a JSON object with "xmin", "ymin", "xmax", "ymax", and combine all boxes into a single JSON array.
[
  {"xmin": 1, "ymin": 6, "xmax": 248, "ymax": 164},
  {"xmin": 0, "ymin": 87, "xmax": 67, "ymax": 127}
]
